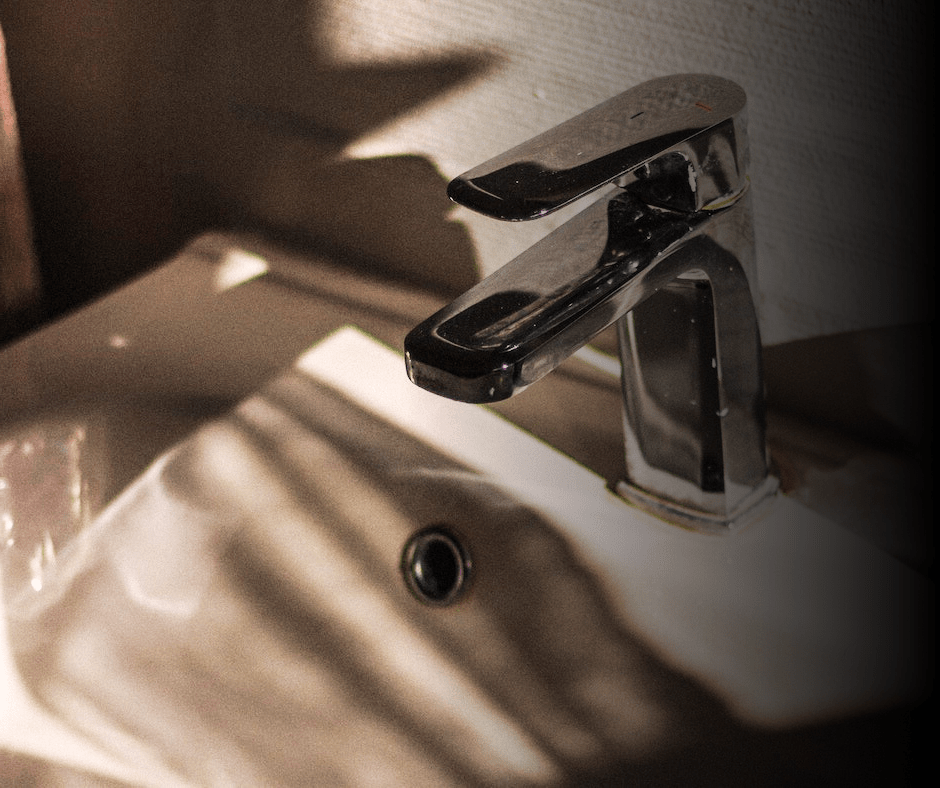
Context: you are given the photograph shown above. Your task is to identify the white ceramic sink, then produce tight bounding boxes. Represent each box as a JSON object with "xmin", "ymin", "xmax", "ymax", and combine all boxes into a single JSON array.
[{"xmin": 1, "ymin": 234, "xmax": 930, "ymax": 785}]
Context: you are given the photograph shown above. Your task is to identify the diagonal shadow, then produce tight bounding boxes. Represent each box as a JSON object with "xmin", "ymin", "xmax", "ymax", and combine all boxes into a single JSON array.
[
  {"xmin": 213, "ymin": 0, "xmax": 492, "ymax": 149},
  {"xmin": 2, "ymin": 0, "xmax": 496, "ymax": 322},
  {"xmin": 8, "ymin": 363, "xmax": 920, "ymax": 785},
  {"xmin": 202, "ymin": 0, "xmax": 498, "ymax": 297}
]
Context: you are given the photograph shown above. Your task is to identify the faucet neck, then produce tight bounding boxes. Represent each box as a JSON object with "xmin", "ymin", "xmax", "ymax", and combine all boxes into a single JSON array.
[{"xmin": 612, "ymin": 191, "xmax": 777, "ymax": 530}]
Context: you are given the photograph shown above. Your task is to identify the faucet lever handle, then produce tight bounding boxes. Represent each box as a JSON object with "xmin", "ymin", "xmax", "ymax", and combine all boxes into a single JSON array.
[{"xmin": 448, "ymin": 74, "xmax": 748, "ymax": 220}]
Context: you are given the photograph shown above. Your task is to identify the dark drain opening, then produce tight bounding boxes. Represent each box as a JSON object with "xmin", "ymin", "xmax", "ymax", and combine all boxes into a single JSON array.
[{"xmin": 402, "ymin": 527, "xmax": 470, "ymax": 605}]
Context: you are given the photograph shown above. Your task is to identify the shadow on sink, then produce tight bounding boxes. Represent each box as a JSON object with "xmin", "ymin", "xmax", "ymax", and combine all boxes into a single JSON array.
[
  {"xmin": 5, "ymin": 356, "xmax": 918, "ymax": 786},
  {"xmin": 762, "ymin": 323, "xmax": 932, "ymax": 572}
]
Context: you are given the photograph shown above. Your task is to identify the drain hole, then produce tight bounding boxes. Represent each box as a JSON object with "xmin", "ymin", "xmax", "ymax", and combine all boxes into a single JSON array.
[{"xmin": 402, "ymin": 527, "xmax": 470, "ymax": 605}]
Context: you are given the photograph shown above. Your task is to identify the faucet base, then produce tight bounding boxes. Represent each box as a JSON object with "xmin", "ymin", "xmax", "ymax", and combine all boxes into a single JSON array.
[{"xmin": 614, "ymin": 475, "xmax": 779, "ymax": 533}]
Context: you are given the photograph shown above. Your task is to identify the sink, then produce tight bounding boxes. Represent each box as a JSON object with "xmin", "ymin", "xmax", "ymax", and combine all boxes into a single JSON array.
[{"xmin": 1, "ymin": 234, "xmax": 930, "ymax": 785}]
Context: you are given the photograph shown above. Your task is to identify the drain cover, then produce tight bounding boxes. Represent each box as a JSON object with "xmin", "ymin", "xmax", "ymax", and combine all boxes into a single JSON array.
[{"xmin": 401, "ymin": 527, "xmax": 471, "ymax": 606}]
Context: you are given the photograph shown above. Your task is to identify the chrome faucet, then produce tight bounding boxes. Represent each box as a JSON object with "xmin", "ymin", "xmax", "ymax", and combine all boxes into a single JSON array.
[{"xmin": 405, "ymin": 74, "xmax": 777, "ymax": 530}]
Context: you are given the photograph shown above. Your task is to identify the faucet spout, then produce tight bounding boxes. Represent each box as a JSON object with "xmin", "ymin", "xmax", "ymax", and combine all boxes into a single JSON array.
[{"xmin": 405, "ymin": 75, "xmax": 777, "ymax": 530}]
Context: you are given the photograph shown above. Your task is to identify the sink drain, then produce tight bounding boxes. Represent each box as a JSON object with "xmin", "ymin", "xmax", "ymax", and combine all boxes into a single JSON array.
[{"xmin": 401, "ymin": 527, "xmax": 471, "ymax": 606}]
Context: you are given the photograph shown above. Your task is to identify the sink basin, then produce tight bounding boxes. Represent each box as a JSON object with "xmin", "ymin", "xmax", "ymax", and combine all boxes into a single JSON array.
[{"xmin": 1, "ymin": 234, "xmax": 930, "ymax": 785}]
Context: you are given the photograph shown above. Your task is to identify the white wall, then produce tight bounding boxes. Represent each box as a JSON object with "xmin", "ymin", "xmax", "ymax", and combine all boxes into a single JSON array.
[{"xmin": 308, "ymin": 0, "xmax": 927, "ymax": 345}]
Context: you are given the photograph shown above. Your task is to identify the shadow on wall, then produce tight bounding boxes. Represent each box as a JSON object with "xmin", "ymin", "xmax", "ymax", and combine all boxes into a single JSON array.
[{"xmin": 0, "ymin": 0, "xmax": 492, "ymax": 327}]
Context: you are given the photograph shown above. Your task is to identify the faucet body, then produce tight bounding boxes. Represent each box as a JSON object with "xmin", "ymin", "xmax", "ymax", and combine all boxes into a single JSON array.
[{"xmin": 405, "ymin": 75, "xmax": 777, "ymax": 530}]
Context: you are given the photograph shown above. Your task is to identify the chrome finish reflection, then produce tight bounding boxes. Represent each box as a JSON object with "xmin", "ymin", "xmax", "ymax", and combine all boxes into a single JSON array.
[
  {"xmin": 447, "ymin": 74, "xmax": 748, "ymax": 220},
  {"xmin": 405, "ymin": 74, "xmax": 776, "ymax": 530}
]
